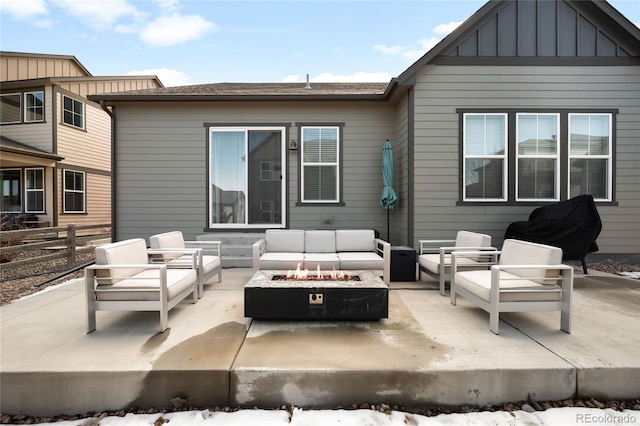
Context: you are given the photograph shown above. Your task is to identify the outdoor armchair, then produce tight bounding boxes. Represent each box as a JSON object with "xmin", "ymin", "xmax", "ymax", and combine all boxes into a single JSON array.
[
  {"xmin": 149, "ymin": 231, "xmax": 222, "ymax": 299},
  {"xmin": 85, "ymin": 238, "xmax": 199, "ymax": 333},
  {"xmin": 418, "ymin": 231, "xmax": 496, "ymax": 296},
  {"xmin": 450, "ymin": 239, "xmax": 573, "ymax": 335}
]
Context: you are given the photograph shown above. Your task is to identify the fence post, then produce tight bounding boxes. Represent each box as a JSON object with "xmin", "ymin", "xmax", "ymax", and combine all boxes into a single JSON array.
[{"xmin": 67, "ymin": 224, "xmax": 76, "ymax": 267}]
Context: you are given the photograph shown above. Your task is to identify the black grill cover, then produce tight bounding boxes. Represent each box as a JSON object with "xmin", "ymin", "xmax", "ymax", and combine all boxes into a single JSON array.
[{"xmin": 504, "ymin": 195, "xmax": 602, "ymax": 261}]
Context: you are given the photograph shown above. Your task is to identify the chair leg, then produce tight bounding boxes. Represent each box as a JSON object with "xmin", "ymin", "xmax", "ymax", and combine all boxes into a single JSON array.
[
  {"xmin": 489, "ymin": 313, "xmax": 500, "ymax": 335},
  {"xmin": 581, "ymin": 258, "xmax": 588, "ymax": 275},
  {"xmin": 85, "ymin": 271, "xmax": 97, "ymax": 334}
]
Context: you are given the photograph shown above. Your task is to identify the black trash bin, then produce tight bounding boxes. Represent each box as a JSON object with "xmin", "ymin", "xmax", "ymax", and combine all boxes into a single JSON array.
[{"xmin": 390, "ymin": 246, "xmax": 416, "ymax": 282}]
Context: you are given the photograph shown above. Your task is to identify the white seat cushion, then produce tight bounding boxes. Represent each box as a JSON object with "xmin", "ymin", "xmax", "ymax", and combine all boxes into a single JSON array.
[
  {"xmin": 259, "ymin": 252, "xmax": 305, "ymax": 270},
  {"xmin": 338, "ymin": 252, "xmax": 384, "ymax": 270},
  {"xmin": 96, "ymin": 268, "xmax": 196, "ymax": 301},
  {"xmin": 304, "ymin": 253, "xmax": 340, "ymax": 270},
  {"xmin": 201, "ymin": 255, "xmax": 221, "ymax": 274},
  {"xmin": 455, "ymin": 270, "xmax": 562, "ymax": 303}
]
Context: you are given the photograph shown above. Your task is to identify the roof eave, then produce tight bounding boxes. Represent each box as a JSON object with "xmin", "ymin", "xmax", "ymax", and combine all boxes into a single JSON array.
[{"xmin": 89, "ymin": 93, "xmax": 389, "ymax": 103}]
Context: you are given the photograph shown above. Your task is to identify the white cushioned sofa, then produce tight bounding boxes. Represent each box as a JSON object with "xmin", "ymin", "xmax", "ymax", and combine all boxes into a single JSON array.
[
  {"xmin": 450, "ymin": 239, "xmax": 573, "ymax": 335},
  {"xmin": 85, "ymin": 238, "xmax": 199, "ymax": 333},
  {"xmin": 253, "ymin": 229, "xmax": 391, "ymax": 282}
]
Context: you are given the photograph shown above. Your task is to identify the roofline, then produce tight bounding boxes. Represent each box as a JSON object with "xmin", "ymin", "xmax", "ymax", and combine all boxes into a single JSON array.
[
  {"xmin": 89, "ymin": 93, "xmax": 390, "ymax": 102},
  {"xmin": 1, "ymin": 75, "xmax": 164, "ymax": 89},
  {"xmin": 396, "ymin": 0, "xmax": 640, "ymax": 86},
  {"xmin": 0, "ymin": 136, "xmax": 65, "ymax": 162},
  {"xmin": 0, "ymin": 51, "xmax": 92, "ymax": 77}
]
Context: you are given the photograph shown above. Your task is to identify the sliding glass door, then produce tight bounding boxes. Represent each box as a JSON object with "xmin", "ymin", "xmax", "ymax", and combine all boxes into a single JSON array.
[{"xmin": 209, "ymin": 127, "xmax": 285, "ymax": 228}]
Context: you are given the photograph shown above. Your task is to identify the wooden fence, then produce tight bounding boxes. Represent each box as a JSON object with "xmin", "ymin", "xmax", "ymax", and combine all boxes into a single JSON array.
[{"xmin": 0, "ymin": 223, "xmax": 111, "ymax": 273}]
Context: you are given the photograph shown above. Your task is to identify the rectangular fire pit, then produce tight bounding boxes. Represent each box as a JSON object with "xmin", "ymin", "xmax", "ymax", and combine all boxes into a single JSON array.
[{"xmin": 244, "ymin": 270, "xmax": 388, "ymax": 320}]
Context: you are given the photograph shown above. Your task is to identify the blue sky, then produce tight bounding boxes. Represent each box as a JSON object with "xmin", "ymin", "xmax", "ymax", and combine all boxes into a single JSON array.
[{"xmin": 1, "ymin": 0, "xmax": 639, "ymax": 87}]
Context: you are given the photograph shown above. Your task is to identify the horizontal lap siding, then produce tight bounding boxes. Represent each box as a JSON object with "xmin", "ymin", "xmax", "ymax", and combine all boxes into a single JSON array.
[
  {"xmin": 114, "ymin": 102, "xmax": 395, "ymax": 241},
  {"xmin": 412, "ymin": 65, "xmax": 640, "ymax": 254}
]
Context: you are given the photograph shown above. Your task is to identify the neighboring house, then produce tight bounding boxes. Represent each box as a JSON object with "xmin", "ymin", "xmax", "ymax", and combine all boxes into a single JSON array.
[
  {"xmin": 0, "ymin": 51, "xmax": 163, "ymax": 228},
  {"xmin": 90, "ymin": 0, "xmax": 639, "ymax": 262}
]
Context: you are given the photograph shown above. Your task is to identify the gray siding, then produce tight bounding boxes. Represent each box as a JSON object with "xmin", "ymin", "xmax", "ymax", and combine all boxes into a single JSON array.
[
  {"xmin": 113, "ymin": 101, "xmax": 395, "ymax": 242},
  {"xmin": 412, "ymin": 65, "xmax": 640, "ymax": 255}
]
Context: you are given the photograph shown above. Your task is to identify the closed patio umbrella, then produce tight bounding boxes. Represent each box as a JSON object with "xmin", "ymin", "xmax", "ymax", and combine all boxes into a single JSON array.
[{"xmin": 380, "ymin": 139, "xmax": 399, "ymax": 242}]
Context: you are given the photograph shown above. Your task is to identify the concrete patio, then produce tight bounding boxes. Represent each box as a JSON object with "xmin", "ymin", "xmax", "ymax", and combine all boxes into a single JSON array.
[{"xmin": 1, "ymin": 267, "xmax": 638, "ymax": 417}]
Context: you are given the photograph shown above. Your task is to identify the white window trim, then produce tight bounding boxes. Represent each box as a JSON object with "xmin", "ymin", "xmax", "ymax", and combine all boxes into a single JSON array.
[
  {"xmin": 24, "ymin": 91, "xmax": 44, "ymax": 123},
  {"xmin": 0, "ymin": 93, "xmax": 22, "ymax": 124},
  {"xmin": 63, "ymin": 170, "xmax": 86, "ymax": 213},
  {"xmin": 207, "ymin": 126, "xmax": 286, "ymax": 229},
  {"xmin": 300, "ymin": 126, "xmax": 341, "ymax": 203},
  {"xmin": 568, "ymin": 113, "xmax": 613, "ymax": 202},
  {"xmin": 515, "ymin": 113, "xmax": 560, "ymax": 202},
  {"xmin": 25, "ymin": 168, "xmax": 45, "ymax": 214},
  {"xmin": 462, "ymin": 113, "xmax": 508, "ymax": 202},
  {"xmin": 62, "ymin": 95, "xmax": 85, "ymax": 129}
]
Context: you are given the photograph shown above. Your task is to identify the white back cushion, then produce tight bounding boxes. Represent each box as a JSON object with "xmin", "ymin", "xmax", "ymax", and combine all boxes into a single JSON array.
[
  {"xmin": 336, "ymin": 230, "xmax": 375, "ymax": 252},
  {"xmin": 499, "ymin": 239, "xmax": 563, "ymax": 284},
  {"xmin": 265, "ymin": 230, "xmax": 305, "ymax": 252},
  {"xmin": 149, "ymin": 231, "xmax": 186, "ymax": 249},
  {"xmin": 95, "ymin": 238, "xmax": 149, "ymax": 285},
  {"xmin": 455, "ymin": 231, "xmax": 491, "ymax": 248},
  {"xmin": 304, "ymin": 230, "xmax": 336, "ymax": 253}
]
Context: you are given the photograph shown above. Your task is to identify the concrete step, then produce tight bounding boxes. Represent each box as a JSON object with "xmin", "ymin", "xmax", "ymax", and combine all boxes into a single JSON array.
[{"xmin": 223, "ymin": 255, "xmax": 253, "ymax": 268}]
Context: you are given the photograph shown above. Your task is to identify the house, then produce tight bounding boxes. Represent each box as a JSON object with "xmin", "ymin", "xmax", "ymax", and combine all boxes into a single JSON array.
[
  {"xmin": 0, "ymin": 51, "xmax": 163, "ymax": 229},
  {"xmin": 90, "ymin": 0, "xmax": 639, "ymax": 265}
]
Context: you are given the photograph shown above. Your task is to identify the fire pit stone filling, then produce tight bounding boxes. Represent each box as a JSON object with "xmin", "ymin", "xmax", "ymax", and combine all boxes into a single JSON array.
[{"xmin": 245, "ymin": 270, "xmax": 388, "ymax": 319}]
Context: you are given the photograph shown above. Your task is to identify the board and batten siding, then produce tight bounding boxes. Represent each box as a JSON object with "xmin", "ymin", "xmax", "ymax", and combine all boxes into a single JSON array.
[
  {"xmin": 0, "ymin": 56, "xmax": 87, "ymax": 81},
  {"xmin": 412, "ymin": 64, "xmax": 640, "ymax": 255},
  {"xmin": 113, "ymin": 101, "xmax": 396, "ymax": 242}
]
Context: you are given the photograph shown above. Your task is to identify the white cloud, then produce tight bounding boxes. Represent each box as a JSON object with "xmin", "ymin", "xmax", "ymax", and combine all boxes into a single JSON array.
[
  {"xmin": 48, "ymin": 0, "xmax": 145, "ymax": 28},
  {"xmin": 127, "ymin": 68, "xmax": 190, "ymax": 87},
  {"xmin": 281, "ymin": 75, "xmax": 301, "ymax": 83},
  {"xmin": 434, "ymin": 21, "xmax": 462, "ymax": 35},
  {"xmin": 139, "ymin": 13, "xmax": 216, "ymax": 47},
  {"xmin": 282, "ymin": 72, "xmax": 391, "ymax": 83},
  {"xmin": 373, "ymin": 44, "xmax": 406, "ymax": 55},
  {"xmin": 0, "ymin": 0, "xmax": 47, "ymax": 19},
  {"xmin": 374, "ymin": 20, "xmax": 462, "ymax": 63}
]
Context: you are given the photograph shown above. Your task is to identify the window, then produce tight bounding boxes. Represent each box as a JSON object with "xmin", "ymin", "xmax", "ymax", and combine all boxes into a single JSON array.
[
  {"xmin": 569, "ymin": 114, "xmax": 612, "ymax": 201},
  {"xmin": 516, "ymin": 114, "xmax": 559, "ymax": 201},
  {"xmin": 463, "ymin": 114, "xmax": 507, "ymax": 201},
  {"xmin": 1, "ymin": 93, "xmax": 21, "ymax": 124},
  {"xmin": 460, "ymin": 110, "xmax": 615, "ymax": 203},
  {"xmin": 24, "ymin": 91, "xmax": 44, "ymax": 122},
  {"xmin": 1, "ymin": 169, "xmax": 22, "ymax": 212},
  {"xmin": 64, "ymin": 170, "xmax": 85, "ymax": 213},
  {"xmin": 25, "ymin": 168, "xmax": 45, "ymax": 213},
  {"xmin": 301, "ymin": 126, "xmax": 340, "ymax": 203},
  {"xmin": 62, "ymin": 95, "xmax": 84, "ymax": 129}
]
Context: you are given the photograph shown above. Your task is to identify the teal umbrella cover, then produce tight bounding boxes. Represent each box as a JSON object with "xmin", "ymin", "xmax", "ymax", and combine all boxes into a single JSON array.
[{"xmin": 380, "ymin": 140, "xmax": 399, "ymax": 210}]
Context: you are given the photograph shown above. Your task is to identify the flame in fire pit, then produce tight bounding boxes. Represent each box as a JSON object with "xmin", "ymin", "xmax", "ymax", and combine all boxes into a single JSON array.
[{"xmin": 275, "ymin": 264, "xmax": 360, "ymax": 281}]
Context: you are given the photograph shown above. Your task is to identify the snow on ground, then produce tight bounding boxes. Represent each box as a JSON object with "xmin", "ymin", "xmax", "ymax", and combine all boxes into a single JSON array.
[{"xmin": 7, "ymin": 407, "xmax": 639, "ymax": 426}]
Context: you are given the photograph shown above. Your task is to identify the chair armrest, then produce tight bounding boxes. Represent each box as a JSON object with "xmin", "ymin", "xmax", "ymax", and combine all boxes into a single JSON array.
[
  {"xmin": 147, "ymin": 248, "xmax": 198, "ymax": 269},
  {"xmin": 375, "ymin": 238, "xmax": 391, "ymax": 283},
  {"xmin": 185, "ymin": 240, "xmax": 221, "ymax": 256},
  {"xmin": 419, "ymin": 239, "xmax": 455, "ymax": 254},
  {"xmin": 490, "ymin": 264, "xmax": 573, "ymax": 300},
  {"xmin": 451, "ymin": 250, "xmax": 500, "ymax": 272},
  {"xmin": 252, "ymin": 239, "xmax": 266, "ymax": 271}
]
